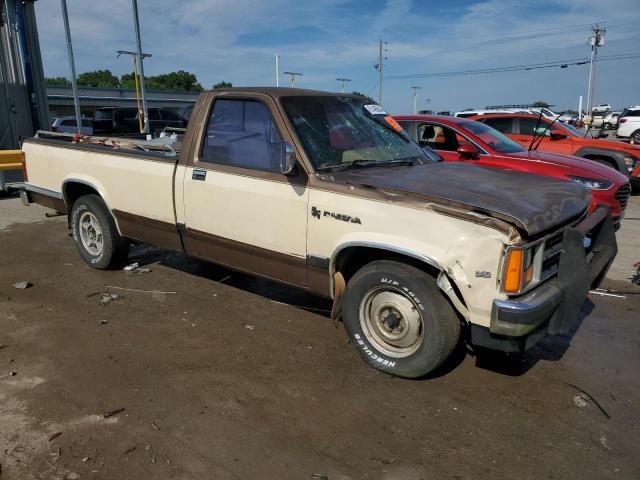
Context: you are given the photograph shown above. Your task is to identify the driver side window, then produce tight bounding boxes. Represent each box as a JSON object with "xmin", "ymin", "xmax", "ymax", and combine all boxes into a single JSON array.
[
  {"xmin": 418, "ymin": 123, "xmax": 463, "ymax": 152},
  {"xmin": 200, "ymin": 99, "xmax": 285, "ymax": 172}
]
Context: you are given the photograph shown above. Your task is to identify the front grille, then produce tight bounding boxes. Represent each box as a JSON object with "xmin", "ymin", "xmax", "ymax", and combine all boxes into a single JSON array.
[
  {"xmin": 615, "ymin": 183, "xmax": 632, "ymax": 211},
  {"xmin": 540, "ymin": 230, "xmax": 564, "ymax": 280}
]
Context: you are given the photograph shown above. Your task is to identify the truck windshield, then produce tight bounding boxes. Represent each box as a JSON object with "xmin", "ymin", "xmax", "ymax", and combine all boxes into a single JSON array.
[
  {"xmin": 280, "ymin": 96, "xmax": 427, "ymax": 171},
  {"xmin": 458, "ymin": 120, "xmax": 526, "ymax": 154}
]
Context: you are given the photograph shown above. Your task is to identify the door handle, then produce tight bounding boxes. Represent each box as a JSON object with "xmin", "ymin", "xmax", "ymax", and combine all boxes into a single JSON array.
[{"xmin": 192, "ymin": 169, "xmax": 207, "ymax": 181}]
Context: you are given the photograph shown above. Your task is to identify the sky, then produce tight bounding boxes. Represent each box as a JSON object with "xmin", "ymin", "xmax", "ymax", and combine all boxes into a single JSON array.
[{"xmin": 34, "ymin": 0, "xmax": 640, "ymax": 115}]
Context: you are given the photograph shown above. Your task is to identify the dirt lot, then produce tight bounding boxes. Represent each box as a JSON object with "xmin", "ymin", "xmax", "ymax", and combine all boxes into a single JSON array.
[{"xmin": 1, "ymin": 194, "xmax": 639, "ymax": 480}]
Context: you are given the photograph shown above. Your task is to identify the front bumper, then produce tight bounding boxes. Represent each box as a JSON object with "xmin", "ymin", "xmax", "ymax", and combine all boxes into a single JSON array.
[{"xmin": 471, "ymin": 206, "xmax": 617, "ymax": 353}]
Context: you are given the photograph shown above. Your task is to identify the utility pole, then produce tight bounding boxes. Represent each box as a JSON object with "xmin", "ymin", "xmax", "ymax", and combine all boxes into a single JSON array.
[
  {"xmin": 60, "ymin": 0, "xmax": 82, "ymax": 135},
  {"xmin": 374, "ymin": 39, "xmax": 387, "ymax": 104},
  {"xmin": 284, "ymin": 71, "xmax": 303, "ymax": 87},
  {"xmin": 336, "ymin": 78, "xmax": 351, "ymax": 93},
  {"xmin": 586, "ymin": 24, "xmax": 605, "ymax": 118},
  {"xmin": 117, "ymin": 50, "xmax": 152, "ymax": 133},
  {"xmin": 131, "ymin": 0, "xmax": 149, "ymax": 135},
  {"xmin": 275, "ymin": 51, "xmax": 280, "ymax": 87},
  {"xmin": 411, "ymin": 86, "xmax": 421, "ymax": 114}
]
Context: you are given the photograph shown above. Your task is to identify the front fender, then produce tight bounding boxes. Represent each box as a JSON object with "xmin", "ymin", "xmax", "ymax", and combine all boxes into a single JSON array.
[{"xmin": 574, "ymin": 146, "xmax": 627, "ymax": 173}]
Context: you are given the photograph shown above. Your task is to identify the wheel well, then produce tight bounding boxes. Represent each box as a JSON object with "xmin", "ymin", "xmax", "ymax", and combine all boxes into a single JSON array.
[
  {"xmin": 64, "ymin": 182, "xmax": 100, "ymax": 207},
  {"xmin": 332, "ymin": 246, "xmax": 468, "ymax": 318},
  {"xmin": 582, "ymin": 154, "xmax": 618, "ymax": 170},
  {"xmin": 333, "ymin": 246, "xmax": 441, "ymax": 285}
]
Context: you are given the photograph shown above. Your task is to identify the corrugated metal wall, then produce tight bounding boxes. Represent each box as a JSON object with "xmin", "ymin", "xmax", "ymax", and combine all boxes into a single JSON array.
[{"xmin": 0, "ymin": 0, "xmax": 49, "ymax": 151}]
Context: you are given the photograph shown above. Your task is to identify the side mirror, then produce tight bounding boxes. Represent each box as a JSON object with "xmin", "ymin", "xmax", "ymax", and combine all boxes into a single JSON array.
[
  {"xmin": 550, "ymin": 130, "xmax": 568, "ymax": 140},
  {"xmin": 281, "ymin": 143, "xmax": 297, "ymax": 175},
  {"xmin": 457, "ymin": 142, "xmax": 480, "ymax": 159}
]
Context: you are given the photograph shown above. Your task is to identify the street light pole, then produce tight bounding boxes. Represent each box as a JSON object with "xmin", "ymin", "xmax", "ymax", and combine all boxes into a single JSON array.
[
  {"xmin": 275, "ymin": 51, "xmax": 280, "ymax": 87},
  {"xmin": 336, "ymin": 78, "xmax": 351, "ymax": 93},
  {"xmin": 131, "ymin": 0, "xmax": 149, "ymax": 135},
  {"xmin": 284, "ymin": 71, "xmax": 303, "ymax": 87},
  {"xmin": 60, "ymin": 0, "xmax": 82, "ymax": 135},
  {"xmin": 411, "ymin": 86, "xmax": 421, "ymax": 114}
]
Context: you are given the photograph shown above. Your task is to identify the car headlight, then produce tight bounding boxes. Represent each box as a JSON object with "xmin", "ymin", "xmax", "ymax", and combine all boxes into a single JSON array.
[
  {"xmin": 567, "ymin": 175, "xmax": 613, "ymax": 190},
  {"xmin": 501, "ymin": 245, "xmax": 537, "ymax": 294},
  {"xmin": 623, "ymin": 155, "xmax": 638, "ymax": 173}
]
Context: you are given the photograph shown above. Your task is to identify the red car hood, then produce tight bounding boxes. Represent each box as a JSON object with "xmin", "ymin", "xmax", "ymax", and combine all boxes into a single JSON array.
[{"xmin": 507, "ymin": 150, "xmax": 629, "ymax": 185}]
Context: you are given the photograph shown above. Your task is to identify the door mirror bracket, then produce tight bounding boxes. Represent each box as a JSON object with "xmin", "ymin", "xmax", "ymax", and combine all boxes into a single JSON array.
[{"xmin": 281, "ymin": 143, "xmax": 297, "ymax": 175}]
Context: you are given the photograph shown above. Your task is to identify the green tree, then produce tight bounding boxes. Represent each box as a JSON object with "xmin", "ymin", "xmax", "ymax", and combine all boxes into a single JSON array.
[
  {"xmin": 120, "ymin": 70, "xmax": 204, "ymax": 92},
  {"xmin": 532, "ymin": 101, "xmax": 550, "ymax": 108},
  {"xmin": 76, "ymin": 69, "xmax": 119, "ymax": 88},
  {"xmin": 45, "ymin": 76, "xmax": 70, "ymax": 86},
  {"xmin": 352, "ymin": 91, "xmax": 375, "ymax": 103},
  {"xmin": 213, "ymin": 81, "xmax": 233, "ymax": 89}
]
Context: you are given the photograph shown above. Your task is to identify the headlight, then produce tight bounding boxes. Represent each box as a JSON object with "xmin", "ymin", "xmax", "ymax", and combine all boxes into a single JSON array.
[
  {"xmin": 623, "ymin": 155, "xmax": 638, "ymax": 173},
  {"xmin": 501, "ymin": 245, "xmax": 537, "ymax": 294},
  {"xmin": 567, "ymin": 175, "xmax": 613, "ymax": 190}
]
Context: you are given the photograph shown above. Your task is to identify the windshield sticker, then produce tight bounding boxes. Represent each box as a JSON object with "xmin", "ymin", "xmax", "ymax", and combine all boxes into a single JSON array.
[
  {"xmin": 363, "ymin": 104, "xmax": 387, "ymax": 115},
  {"xmin": 383, "ymin": 115, "xmax": 404, "ymax": 132}
]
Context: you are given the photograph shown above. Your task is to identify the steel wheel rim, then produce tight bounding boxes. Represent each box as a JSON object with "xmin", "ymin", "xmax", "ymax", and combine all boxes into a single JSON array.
[
  {"xmin": 359, "ymin": 286, "xmax": 423, "ymax": 358},
  {"xmin": 79, "ymin": 212, "xmax": 104, "ymax": 256}
]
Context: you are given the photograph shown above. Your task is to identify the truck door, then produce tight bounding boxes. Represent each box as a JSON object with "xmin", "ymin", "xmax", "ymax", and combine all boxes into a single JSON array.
[{"xmin": 180, "ymin": 95, "xmax": 309, "ymax": 286}]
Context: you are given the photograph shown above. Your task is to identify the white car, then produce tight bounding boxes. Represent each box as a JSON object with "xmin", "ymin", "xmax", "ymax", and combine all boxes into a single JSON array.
[
  {"xmin": 51, "ymin": 116, "xmax": 93, "ymax": 135},
  {"xmin": 616, "ymin": 107, "xmax": 640, "ymax": 143}
]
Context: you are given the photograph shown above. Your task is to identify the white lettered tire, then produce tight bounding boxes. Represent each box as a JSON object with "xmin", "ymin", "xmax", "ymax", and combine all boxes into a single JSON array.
[
  {"xmin": 71, "ymin": 194, "xmax": 128, "ymax": 269},
  {"xmin": 342, "ymin": 260, "xmax": 460, "ymax": 378}
]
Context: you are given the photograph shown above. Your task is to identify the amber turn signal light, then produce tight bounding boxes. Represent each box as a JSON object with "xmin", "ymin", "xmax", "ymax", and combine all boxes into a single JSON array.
[{"xmin": 503, "ymin": 249, "xmax": 523, "ymax": 293}]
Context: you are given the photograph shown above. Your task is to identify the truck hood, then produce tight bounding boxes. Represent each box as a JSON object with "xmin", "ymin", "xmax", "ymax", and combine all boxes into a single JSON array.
[
  {"xmin": 326, "ymin": 162, "xmax": 590, "ymax": 237},
  {"xmin": 508, "ymin": 150, "xmax": 629, "ymax": 184}
]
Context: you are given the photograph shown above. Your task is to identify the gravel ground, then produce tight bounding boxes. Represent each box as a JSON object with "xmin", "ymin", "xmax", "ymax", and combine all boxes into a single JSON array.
[{"xmin": 0, "ymin": 194, "xmax": 638, "ymax": 480}]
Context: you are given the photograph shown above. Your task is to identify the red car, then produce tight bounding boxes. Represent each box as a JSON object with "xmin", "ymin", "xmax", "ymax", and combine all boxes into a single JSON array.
[
  {"xmin": 468, "ymin": 113, "xmax": 640, "ymax": 180},
  {"xmin": 394, "ymin": 115, "xmax": 631, "ymax": 224}
]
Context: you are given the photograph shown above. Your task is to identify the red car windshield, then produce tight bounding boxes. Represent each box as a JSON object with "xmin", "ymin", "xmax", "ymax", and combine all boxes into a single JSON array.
[{"xmin": 458, "ymin": 120, "xmax": 526, "ymax": 154}]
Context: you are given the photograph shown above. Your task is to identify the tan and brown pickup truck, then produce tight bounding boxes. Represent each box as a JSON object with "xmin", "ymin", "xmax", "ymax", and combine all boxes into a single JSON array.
[{"xmin": 19, "ymin": 88, "xmax": 617, "ymax": 378}]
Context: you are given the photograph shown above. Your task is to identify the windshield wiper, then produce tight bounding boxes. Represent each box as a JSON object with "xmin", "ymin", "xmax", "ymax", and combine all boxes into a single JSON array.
[{"xmin": 316, "ymin": 157, "xmax": 421, "ymax": 172}]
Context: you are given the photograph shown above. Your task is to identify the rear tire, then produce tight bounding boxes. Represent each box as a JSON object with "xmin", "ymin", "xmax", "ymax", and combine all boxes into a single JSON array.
[
  {"xmin": 71, "ymin": 194, "xmax": 129, "ymax": 269},
  {"xmin": 342, "ymin": 260, "xmax": 460, "ymax": 378},
  {"xmin": 632, "ymin": 130, "xmax": 640, "ymax": 145}
]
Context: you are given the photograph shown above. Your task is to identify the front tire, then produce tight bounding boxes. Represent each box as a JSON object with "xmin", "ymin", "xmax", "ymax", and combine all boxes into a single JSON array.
[
  {"xmin": 342, "ymin": 260, "xmax": 461, "ymax": 378},
  {"xmin": 632, "ymin": 130, "xmax": 640, "ymax": 145},
  {"xmin": 71, "ymin": 194, "xmax": 128, "ymax": 269}
]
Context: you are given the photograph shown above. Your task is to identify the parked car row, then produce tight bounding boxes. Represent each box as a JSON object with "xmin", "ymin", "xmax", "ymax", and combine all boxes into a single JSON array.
[
  {"xmin": 50, "ymin": 107, "xmax": 188, "ymax": 139},
  {"xmin": 395, "ymin": 114, "xmax": 631, "ymax": 225}
]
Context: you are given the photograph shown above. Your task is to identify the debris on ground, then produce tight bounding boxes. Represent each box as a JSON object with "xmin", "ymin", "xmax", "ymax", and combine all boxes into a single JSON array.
[
  {"xmin": 151, "ymin": 420, "xmax": 159, "ymax": 430},
  {"xmin": 48, "ymin": 431, "xmax": 63, "ymax": 441},
  {"xmin": 103, "ymin": 407, "xmax": 126, "ymax": 418},
  {"xmin": 82, "ymin": 456, "xmax": 90, "ymax": 463},
  {"xmin": 245, "ymin": 325, "xmax": 254, "ymax": 330},
  {"xmin": 98, "ymin": 319, "xmax": 109, "ymax": 325},
  {"xmin": 134, "ymin": 267, "xmax": 151, "ymax": 274},
  {"xmin": 573, "ymin": 394, "xmax": 588, "ymax": 408},
  {"xmin": 123, "ymin": 262, "xmax": 139, "ymax": 271},
  {"xmin": 86, "ymin": 291, "xmax": 101, "ymax": 298},
  {"xmin": 0, "ymin": 344, "xmax": 7, "ymax": 350},
  {"xmin": 123, "ymin": 446, "xmax": 136, "ymax": 455},
  {"xmin": 9, "ymin": 371, "xmax": 17, "ymax": 376},
  {"xmin": 600, "ymin": 434, "xmax": 612, "ymax": 450},
  {"xmin": 311, "ymin": 474, "xmax": 328, "ymax": 480},
  {"xmin": 12, "ymin": 281, "xmax": 32, "ymax": 289},
  {"xmin": 100, "ymin": 293, "xmax": 121, "ymax": 304},
  {"xmin": 565, "ymin": 383, "xmax": 610, "ymax": 419}
]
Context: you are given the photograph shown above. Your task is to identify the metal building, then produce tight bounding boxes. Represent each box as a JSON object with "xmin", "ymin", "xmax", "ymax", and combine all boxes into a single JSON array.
[{"xmin": 1, "ymin": 0, "xmax": 49, "ymax": 188}]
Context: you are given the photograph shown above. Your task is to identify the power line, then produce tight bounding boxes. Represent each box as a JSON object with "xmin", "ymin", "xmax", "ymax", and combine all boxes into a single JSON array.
[{"xmin": 386, "ymin": 53, "xmax": 640, "ymax": 80}]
